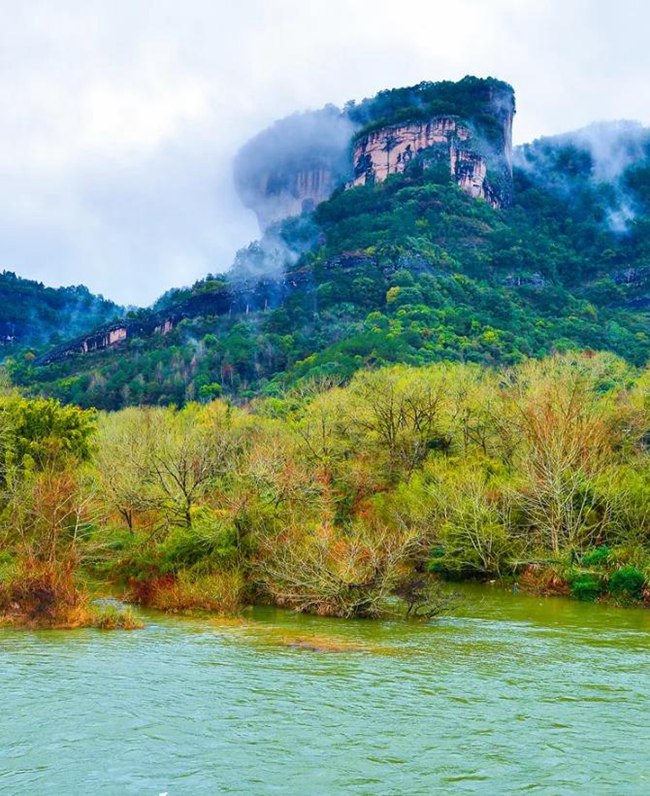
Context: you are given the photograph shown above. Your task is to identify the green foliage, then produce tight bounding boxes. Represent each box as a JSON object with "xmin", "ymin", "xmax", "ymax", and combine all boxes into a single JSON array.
[
  {"xmin": 0, "ymin": 394, "xmax": 95, "ymax": 473},
  {"xmin": 580, "ymin": 546, "xmax": 611, "ymax": 568},
  {"xmin": 609, "ymin": 566, "xmax": 646, "ymax": 602},
  {"xmin": 348, "ymin": 76, "xmax": 514, "ymax": 148},
  {"xmin": 568, "ymin": 571, "xmax": 605, "ymax": 602},
  {"xmin": 0, "ymin": 270, "xmax": 121, "ymax": 350},
  {"xmin": 161, "ymin": 513, "xmax": 238, "ymax": 573}
]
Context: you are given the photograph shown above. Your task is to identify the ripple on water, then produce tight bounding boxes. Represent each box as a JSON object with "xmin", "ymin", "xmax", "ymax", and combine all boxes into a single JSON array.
[{"xmin": 1, "ymin": 589, "xmax": 650, "ymax": 793}]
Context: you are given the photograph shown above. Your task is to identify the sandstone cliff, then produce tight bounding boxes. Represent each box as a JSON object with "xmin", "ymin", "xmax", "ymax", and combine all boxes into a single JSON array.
[
  {"xmin": 234, "ymin": 107, "xmax": 354, "ymax": 231},
  {"xmin": 234, "ymin": 77, "xmax": 515, "ymax": 230},
  {"xmin": 351, "ymin": 117, "xmax": 498, "ymax": 202},
  {"xmin": 237, "ymin": 161, "xmax": 339, "ymax": 231}
]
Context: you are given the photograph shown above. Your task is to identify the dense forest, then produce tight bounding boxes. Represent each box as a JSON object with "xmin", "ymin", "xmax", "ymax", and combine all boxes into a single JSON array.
[
  {"xmin": 9, "ymin": 119, "xmax": 650, "ymax": 410},
  {"xmin": 1, "ymin": 352, "xmax": 649, "ymax": 627},
  {"xmin": 0, "ymin": 271, "xmax": 121, "ymax": 349}
]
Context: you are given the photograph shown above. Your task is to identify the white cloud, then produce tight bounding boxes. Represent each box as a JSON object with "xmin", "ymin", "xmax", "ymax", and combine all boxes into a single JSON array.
[{"xmin": 0, "ymin": 0, "xmax": 648, "ymax": 304}]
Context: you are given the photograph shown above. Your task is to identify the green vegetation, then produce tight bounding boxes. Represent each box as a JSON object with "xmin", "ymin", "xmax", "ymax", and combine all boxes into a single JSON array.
[
  {"xmin": 1, "ymin": 352, "xmax": 650, "ymax": 626},
  {"xmin": 0, "ymin": 270, "xmax": 121, "ymax": 349},
  {"xmin": 11, "ymin": 121, "xmax": 649, "ymax": 410},
  {"xmin": 1, "ymin": 92, "xmax": 649, "ymax": 626},
  {"xmin": 346, "ymin": 76, "xmax": 513, "ymax": 147}
]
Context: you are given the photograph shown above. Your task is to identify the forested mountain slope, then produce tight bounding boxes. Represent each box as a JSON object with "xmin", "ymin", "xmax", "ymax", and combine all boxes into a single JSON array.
[
  {"xmin": 5, "ymin": 82, "xmax": 650, "ymax": 409},
  {"xmin": 0, "ymin": 271, "xmax": 121, "ymax": 351}
]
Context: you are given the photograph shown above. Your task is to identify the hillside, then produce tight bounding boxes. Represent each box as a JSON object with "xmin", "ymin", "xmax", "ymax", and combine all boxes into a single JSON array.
[
  {"xmin": 0, "ymin": 271, "xmax": 122, "ymax": 351},
  {"xmin": 6, "ymin": 80, "xmax": 650, "ymax": 409}
]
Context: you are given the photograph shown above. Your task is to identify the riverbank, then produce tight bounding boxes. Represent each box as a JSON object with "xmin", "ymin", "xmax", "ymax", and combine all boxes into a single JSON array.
[
  {"xmin": 3, "ymin": 553, "xmax": 650, "ymax": 631},
  {"xmin": 1, "ymin": 354, "xmax": 649, "ymax": 631}
]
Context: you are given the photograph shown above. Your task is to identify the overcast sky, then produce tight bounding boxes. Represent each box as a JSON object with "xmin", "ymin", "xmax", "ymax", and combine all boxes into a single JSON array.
[{"xmin": 1, "ymin": 0, "xmax": 649, "ymax": 306}]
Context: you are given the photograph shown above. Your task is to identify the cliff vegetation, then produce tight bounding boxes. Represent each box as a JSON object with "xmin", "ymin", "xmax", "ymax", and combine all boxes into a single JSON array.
[{"xmin": 13, "ymin": 130, "xmax": 650, "ymax": 409}]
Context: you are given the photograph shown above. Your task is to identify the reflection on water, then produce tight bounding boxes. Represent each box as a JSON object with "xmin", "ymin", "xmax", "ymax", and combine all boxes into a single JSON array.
[{"xmin": 1, "ymin": 583, "xmax": 650, "ymax": 794}]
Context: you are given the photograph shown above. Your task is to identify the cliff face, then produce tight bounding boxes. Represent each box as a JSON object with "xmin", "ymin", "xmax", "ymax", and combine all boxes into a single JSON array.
[
  {"xmin": 239, "ymin": 162, "xmax": 339, "ymax": 231},
  {"xmin": 35, "ymin": 273, "xmax": 313, "ymax": 366},
  {"xmin": 235, "ymin": 78, "xmax": 515, "ymax": 230},
  {"xmin": 351, "ymin": 117, "xmax": 499, "ymax": 202},
  {"xmin": 234, "ymin": 107, "xmax": 354, "ymax": 232},
  {"xmin": 351, "ymin": 80, "xmax": 515, "ymax": 205}
]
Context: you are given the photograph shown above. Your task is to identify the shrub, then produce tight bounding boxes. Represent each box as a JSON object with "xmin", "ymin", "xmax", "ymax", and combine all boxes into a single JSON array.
[
  {"xmin": 519, "ymin": 565, "xmax": 570, "ymax": 597},
  {"xmin": 580, "ymin": 546, "xmax": 611, "ymax": 568},
  {"xmin": 0, "ymin": 559, "xmax": 92, "ymax": 628},
  {"xmin": 131, "ymin": 570, "xmax": 244, "ymax": 614},
  {"xmin": 609, "ymin": 566, "xmax": 645, "ymax": 602},
  {"xmin": 92, "ymin": 602, "xmax": 143, "ymax": 630},
  {"xmin": 161, "ymin": 515, "xmax": 238, "ymax": 572},
  {"xmin": 393, "ymin": 574, "xmax": 460, "ymax": 618},
  {"xmin": 256, "ymin": 523, "xmax": 419, "ymax": 618},
  {"xmin": 568, "ymin": 571, "xmax": 604, "ymax": 601}
]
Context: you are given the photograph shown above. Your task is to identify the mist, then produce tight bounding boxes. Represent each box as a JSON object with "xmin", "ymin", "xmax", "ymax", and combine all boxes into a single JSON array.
[
  {"xmin": 514, "ymin": 121, "xmax": 650, "ymax": 231},
  {"xmin": 234, "ymin": 107, "xmax": 356, "ymax": 232},
  {"xmin": 2, "ymin": 0, "xmax": 650, "ymax": 304}
]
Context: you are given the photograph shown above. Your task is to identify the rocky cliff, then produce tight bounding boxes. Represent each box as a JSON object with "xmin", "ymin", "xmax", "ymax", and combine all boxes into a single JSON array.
[
  {"xmin": 235, "ymin": 77, "xmax": 515, "ymax": 230},
  {"xmin": 237, "ymin": 162, "xmax": 339, "ymax": 231},
  {"xmin": 234, "ymin": 107, "xmax": 355, "ymax": 231},
  {"xmin": 351, "ymin": 117, "xmax": 497, "ymax": 201},
  {"xmin": 35, "ymin": 272, "xmax": 313, "ymax": 366}
]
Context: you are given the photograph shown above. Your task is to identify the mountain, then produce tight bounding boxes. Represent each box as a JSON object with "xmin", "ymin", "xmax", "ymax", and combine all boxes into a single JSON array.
[
  {"xmin": 234, "ymin": 76, "xmax": 515, "ymax": 230},
  {"xmin": 5, "ymin": 77, "xmax": 650, "ymax": 409},
  {"xmin": 0, "ymin": 271, "xmax": 122, "ymax": 351}
]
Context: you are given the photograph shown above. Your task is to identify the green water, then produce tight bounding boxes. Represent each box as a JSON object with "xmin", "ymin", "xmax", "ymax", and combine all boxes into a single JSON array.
[{"xmin": 1, "ymin": 584, "xmax": 650, "ymax": 794}]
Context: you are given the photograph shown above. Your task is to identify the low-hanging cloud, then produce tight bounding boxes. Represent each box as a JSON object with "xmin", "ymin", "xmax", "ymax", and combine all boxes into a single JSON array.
[
  {"xmin": 514, "ymin": 121, "xmax": 650, "ymax": 231},
  {"xmin": 2, "ymin": 0, "xmax": 650, "ymax": 304},
  {"xmin": 234, "ymin": 106, "xmax": 357, "ymax": 233}
]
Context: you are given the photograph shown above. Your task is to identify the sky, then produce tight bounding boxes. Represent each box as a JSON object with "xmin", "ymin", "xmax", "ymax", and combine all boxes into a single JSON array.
[{"xmin": 1, "ymin": 0, "xmax": 649, "ymax": 306}]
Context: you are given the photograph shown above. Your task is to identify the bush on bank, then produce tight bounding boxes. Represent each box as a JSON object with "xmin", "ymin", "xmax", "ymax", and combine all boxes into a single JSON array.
[{"xmin": 1, "ymin": 352, "xmax": 649, "ymax": 625}]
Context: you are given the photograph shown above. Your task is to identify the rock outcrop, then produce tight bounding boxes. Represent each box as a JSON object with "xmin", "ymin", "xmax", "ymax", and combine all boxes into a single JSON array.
[
  {"xmin": 351, "ymin": 118, "xmax": 498, "ymax": 202},
  {"xmin": 350, "ymin": 78, "xmax": 514, "ymax": 206},
  {"xmin": 237, "ymin": 162, "xmax": 339, "ymax": 231},
  {"xmin": 235, "ymin": 77, "xmax": 515, "ymax": 231},
  {"xmin": 35, "ymin": 273, "xmax": 313, "ymax": 366},
  {"xmin": 234, "ymin": 107, "xmax": 355, "ymax": 232}
]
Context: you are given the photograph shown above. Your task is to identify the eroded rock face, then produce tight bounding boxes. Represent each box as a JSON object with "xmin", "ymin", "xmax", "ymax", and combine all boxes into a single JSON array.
[
  {"xmin": 352, "ymin": 118, "xmax": 464, "ymax": 181},
  {"xmin": 350, "ymin": 117, "xmax": 500, "ymax": 201},
  {"xmin": 234, "ymin": 107, "xmax": 355, "ymax": 232},
  {"xmin": 78, "ymin": 324, "xmax": 129, "ymax": 356},
  {"xmin": 240, "ymin": 163, "xmax": 339, "ymax": 231},
  {"xmin": 235, "ymin": 80, "xmax": 515, "ymax": 230}
]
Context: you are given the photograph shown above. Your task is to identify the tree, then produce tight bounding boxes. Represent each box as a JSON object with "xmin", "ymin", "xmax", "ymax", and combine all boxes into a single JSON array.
[{"xmin": 348, "ymin": 366, "xmax": 450, "ymax": 479}]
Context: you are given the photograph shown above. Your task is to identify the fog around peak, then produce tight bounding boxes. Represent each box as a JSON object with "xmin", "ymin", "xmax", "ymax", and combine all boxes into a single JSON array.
[
  {"xmin": 1, "ymin": 0, "xmax": 650, "ymax": 304},
  {"xmin": 514, "ymin": 120, "xmax": 650, "ymax": 231}
]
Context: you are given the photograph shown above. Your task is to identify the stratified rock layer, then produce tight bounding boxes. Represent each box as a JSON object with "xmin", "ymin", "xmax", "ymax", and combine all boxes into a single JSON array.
[{"xmin": 351, "ymin": 117, "xmax": 496, "ymax": 202}]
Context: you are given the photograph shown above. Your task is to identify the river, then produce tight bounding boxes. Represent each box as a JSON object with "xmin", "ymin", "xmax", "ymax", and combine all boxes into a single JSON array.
[{"xmin": 1, "ymin": 584, "xmax": 649, "ymax": 794}]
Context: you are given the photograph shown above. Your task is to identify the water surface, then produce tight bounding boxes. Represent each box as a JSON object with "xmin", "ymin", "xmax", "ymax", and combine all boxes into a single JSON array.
[{"xmin": 1, "ymin": 584, "xmax": 649, "ymax": 794}]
